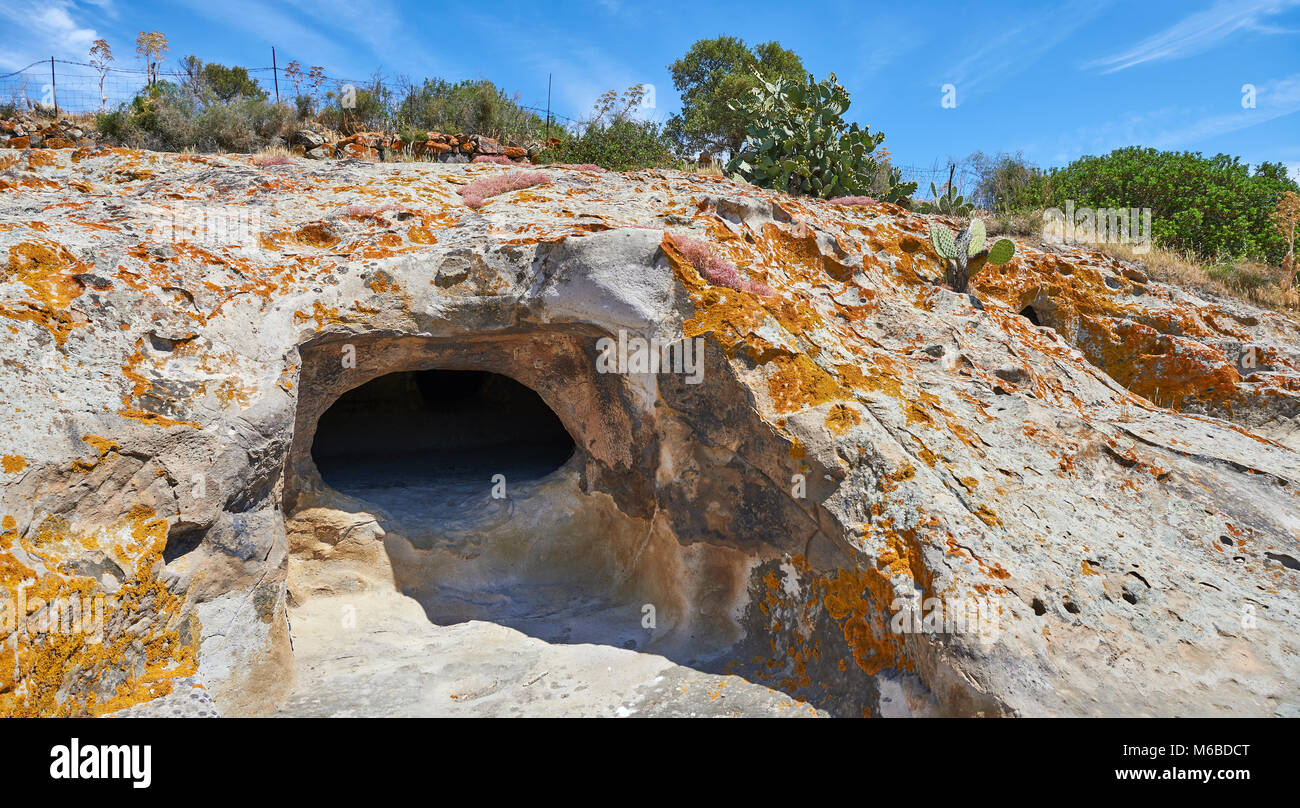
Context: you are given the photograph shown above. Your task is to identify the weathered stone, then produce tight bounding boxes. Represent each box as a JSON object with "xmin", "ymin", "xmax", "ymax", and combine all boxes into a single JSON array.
[
  {"xmin": 291, "ymin": 130, "xmax": 325, "ymax": 150},
  {"xmin": 0, "ymin": 152, "xmax": 1296, "ymax": 718}
]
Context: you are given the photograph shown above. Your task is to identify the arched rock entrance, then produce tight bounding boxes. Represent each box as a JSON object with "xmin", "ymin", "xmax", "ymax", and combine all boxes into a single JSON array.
[{"xmin": 311, "ymin": 369, "xmax": 577, "ymax": 500}]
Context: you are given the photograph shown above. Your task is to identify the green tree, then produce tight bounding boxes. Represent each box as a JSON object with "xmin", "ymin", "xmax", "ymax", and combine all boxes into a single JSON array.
[
  {"xmin": 180, "ymin": 56, "xmax": 268, "ymax": 103},
  {"xmin": 667, "ymin": 36, "xmax": 805, "ymax": 158}
]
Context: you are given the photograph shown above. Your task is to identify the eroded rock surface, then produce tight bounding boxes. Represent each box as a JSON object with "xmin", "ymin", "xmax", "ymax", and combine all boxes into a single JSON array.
[{"xmin": 1, "ymin": 145, "xmax": 1297, "ymax": 717}]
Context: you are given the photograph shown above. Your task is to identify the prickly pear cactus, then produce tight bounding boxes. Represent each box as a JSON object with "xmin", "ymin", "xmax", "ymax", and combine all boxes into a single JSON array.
[
  {"xmin": 930, "ymin": 223, "xmax": 956, "ymax": 260},
  {"xmin": 987, "ymin": 237, "xmax": 1016, "ymax": 265},
  {"xmin": 725, "ymin": 72, "xmax": 917, "ymax": 202},
  {"xmin": 929, "ymin": 217, "xmax": 1016, "ymax": 293},
  {"xmin": 968, "ymin": 218, "xmax": 986, "ymax": 256}
]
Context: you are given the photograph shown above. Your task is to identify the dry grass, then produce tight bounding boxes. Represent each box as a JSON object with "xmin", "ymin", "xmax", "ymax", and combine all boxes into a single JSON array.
[
  {"xmin": 979, "ymin": 207, "xmax": 1298, "ymax": 317},
  {"xmin": 1100, "ymin": 243, "xmax": 1299, "ymax": 316},
  {"xmin": 251, "ymin": 145, "xmax": 296, "ymax": 166},
  {"xmin": 984, "ymin": 208, "xmax": 1047, "ymax": 239}
]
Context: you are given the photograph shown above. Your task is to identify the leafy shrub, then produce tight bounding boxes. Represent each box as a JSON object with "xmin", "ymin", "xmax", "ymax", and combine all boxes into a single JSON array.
[
  {"xmin": 96, "ymin": 77, "xmax": 295, "ymax": 153},
  {"xmin": 537, "ymin": 116, "xmax": 674, "ymax": 172},
  {"xmin": 396, "ymin": 78, "xmax": 544, "ymax": 143},
  {"xmin": 535, "ymin": 87, "xmax": 674, "ymax": 171},
  {"xmin": 181, "ymin": 56, "xmax": 267, "ymax": 103},
  {"xmin": 726, "ymin": 72, "xmax": 915, "ymax": 202}
]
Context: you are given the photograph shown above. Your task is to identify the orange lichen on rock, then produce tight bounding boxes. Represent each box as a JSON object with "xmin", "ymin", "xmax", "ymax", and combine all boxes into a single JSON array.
[
  {"xmin": 767, "ymin": 354, "xmax": 851, "ymax": 414},
  {"xmin": 0, "ymin": 506, "xmax": 198, "ymax": 717},
  {"xmin": 0, "ymin": 240, "xmax": 89, "ymax": 344}
]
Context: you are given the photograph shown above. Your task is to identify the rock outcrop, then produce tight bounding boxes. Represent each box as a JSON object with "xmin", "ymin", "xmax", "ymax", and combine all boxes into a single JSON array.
[
  {"xmin": 292, "ymin": 128, "xmax": 532, "ymax": 163},
  {"xmin": 1, "ymin": 116, "xmax": 99, "ymax": 150},
  {"xmin": 1, "ymin": 145, "xmax": 1297, "ymax": 717}
]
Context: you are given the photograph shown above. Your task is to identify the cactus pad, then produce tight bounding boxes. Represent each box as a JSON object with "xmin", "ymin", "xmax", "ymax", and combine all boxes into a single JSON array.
[{"xmin": 987, "ymin": 238, "xmax": 1016, "ymax": 265}]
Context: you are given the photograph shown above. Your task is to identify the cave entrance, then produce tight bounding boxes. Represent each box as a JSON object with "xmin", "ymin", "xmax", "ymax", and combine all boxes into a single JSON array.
[
  {"xmin": 311, "ymin": 369, "xmax": 576, "ymax": 501},
  {"xmin": 1019, "ymin": 305, "xmax": 1041, "ymax": 325}
]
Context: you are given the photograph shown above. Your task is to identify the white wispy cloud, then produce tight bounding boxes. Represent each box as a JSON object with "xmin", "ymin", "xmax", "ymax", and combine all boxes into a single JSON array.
[
  {"xmin": 1026, "ymin": 73, "xmax": 1300, "ymax": 163},
  {"xmin": 942, "ymin": 0, "xmax": 1115, "ymax": 98},
  {"xmin": 276, "ymin": 0, "xmax": 446, "ymax": 79},
  {"xmin": 169, "ymin": 0, "xmax": 384, "ymax": 81},
  {"xmin": 456, "ymin": 13, "xmax": 652, "ymax": 121},
  {"xmin": 1088, "ymin": 0, "xmax": 1300, "ymax": 73},
  {"xmin": 0, "ymin": 0, "xmax": 101, "ymax": 70}
]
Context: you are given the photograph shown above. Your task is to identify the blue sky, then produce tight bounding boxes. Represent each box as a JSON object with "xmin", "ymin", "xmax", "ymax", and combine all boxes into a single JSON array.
[{"xmin": 3, "ymin": 0, "xmax": 1298, "ymax": 179}]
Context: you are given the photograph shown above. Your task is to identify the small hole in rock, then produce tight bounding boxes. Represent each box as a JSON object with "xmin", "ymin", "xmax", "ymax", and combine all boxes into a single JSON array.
[
  {"xmin": 1019, "ymin": 306, "xmax": 1041, "ymax": 325},
  {"xmin": 1031, "ymin": 597, "xmax": 1047, "ymax": 616},
  {"xmin": 164, "ymin": 524, "xmax": 205, "ymax": 563},
  {"xmin": 1265, "ymin": 552, "xmax": 1300, "ymax": 571}
]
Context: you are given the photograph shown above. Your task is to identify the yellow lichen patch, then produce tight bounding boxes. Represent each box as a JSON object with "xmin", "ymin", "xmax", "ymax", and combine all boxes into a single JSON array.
[
  {"xmin": 0, "ymin": 240, "xmax": 89, "ymax": 345},
  {"xmin": 72, "ymin": 435, "xmax": 119, "ymax": 472},
  {"xmin": 261, "ymin": 221, "xmax": 340, "ymax": 251},
  {"xmin": 0, "ymin": 506, "xmax": 198, "ymax": 717},
  {"xmin": 1078, "ymin": 318, "xmax": 1242, "ymax": 411},
  {"xmin": 1, "ymin": 455, "xmax": 25, "ymax": 474},
  {"xmin": 974, "ymin": 505, "xmax": 1003, "ymax": 527},
  {"xmin": 767, "ymin": 354, "xmax": 851, "ymax": 414},
  {"xmin": 821, "ymin": 564, "xmax": 911, "ymax": 676},
  {"xmin": 824, "ymin": 403, "xmax": 861, "ymax": 435},
  {"xmin": 293, "ymin": 301, "xmax": 347, "ymax": 331},
  {"xmin": 407, "ymin": 225, "xmax": 437, "ymax": 244},
  {"xmin": 756, "ymin": 221, "xmax": 858, "ymax": 284}
]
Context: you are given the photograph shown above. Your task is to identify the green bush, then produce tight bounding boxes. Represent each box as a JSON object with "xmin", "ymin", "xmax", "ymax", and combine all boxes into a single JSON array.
[
  {"xmin": 96, "ymin": 76, "xmax": 295, "ymax": 153},
  {"xmin": 1043, "ymin": 148, "xmax": 1297, "ymax": 262},
  {"xmin": 181, "ymin": 56, "xmax": 268, "ymax": 103},
  {"xmin": 976, "ymin": 148, "xmax": 1299, "ymax": 263},
  {"xmin": 725, "ymin": 72, "xmax": 915, "ymax": 202},
  {"xmin": 396, "ymin": 78, "xmax": 544, "ymax": 143},
  {"xmin": 537, "ymin": 116, "xmax": 674, "ymax": 171},
  {"xmin": 534, "ymin": 86, "xmax": 674, "ymax": 171}
]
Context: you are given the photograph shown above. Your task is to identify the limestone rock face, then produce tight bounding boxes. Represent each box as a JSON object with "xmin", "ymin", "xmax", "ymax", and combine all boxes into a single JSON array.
[{"xmin": 1, "ymin": 146, "xmax": 1297, "ymax": 717}]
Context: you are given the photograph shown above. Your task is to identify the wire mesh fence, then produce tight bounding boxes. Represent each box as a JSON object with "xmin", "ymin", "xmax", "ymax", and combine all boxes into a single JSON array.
[
  {"xmin": 1, "ymin": 56, "xmax": 983, "ymax": 194},
  {"xmin": 895, "ymin": 162, "xmax": 988, "ymax": 205},
  {"xmin": 0, "ymin": 57, "xmax": 586, "ymax": 128}
]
